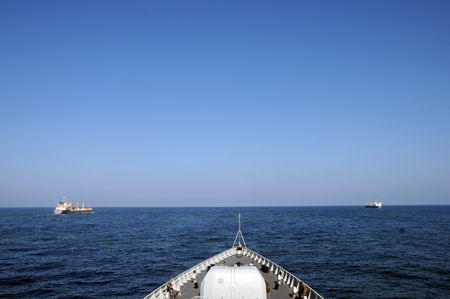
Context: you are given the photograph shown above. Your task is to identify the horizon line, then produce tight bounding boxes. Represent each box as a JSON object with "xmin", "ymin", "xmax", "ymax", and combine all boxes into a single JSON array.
[{"xmin": 1, "ymin": 204, "xmax": 449, "ymax": 208}]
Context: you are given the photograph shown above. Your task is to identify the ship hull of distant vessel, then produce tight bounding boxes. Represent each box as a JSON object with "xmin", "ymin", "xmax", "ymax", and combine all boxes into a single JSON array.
[{"xmin": 54, "ymin": 209, "xmax": 91, "ymax": 214}]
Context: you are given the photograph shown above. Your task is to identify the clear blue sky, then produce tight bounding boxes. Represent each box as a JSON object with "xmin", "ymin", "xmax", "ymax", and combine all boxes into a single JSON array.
[{"xmin": 1, "ymin": 1, "xmax": 449, "ymax": 207}]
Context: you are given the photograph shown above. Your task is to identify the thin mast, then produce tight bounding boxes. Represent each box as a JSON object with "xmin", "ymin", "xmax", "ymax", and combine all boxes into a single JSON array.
[{"xmin": 232, "ymin": 213, "xmax": 246, "ymax": 247}]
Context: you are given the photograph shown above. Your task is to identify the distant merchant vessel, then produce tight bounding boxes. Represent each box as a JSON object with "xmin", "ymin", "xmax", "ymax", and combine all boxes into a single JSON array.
[
  {"xmin": 54, "ymin": 197, "xmax": 92, "ymax": 214},
  {"xmin": 365, "ymin": 199, "xmax": 382, "ymax": 208}
]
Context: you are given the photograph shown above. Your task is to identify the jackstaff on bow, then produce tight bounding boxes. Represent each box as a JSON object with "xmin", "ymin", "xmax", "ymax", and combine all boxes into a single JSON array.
[{"xmin": 232, "ymin": 213, "xmax": 246, "ymax": 247}]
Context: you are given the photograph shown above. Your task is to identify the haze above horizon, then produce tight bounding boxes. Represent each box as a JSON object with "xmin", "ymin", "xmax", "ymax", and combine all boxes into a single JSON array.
[{"xmin": 1, "ymin": 1, "xmax": 449, "ymax": 207}]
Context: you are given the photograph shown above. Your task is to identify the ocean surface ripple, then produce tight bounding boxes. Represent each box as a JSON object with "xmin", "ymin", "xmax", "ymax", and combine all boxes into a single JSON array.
[{"xmin": 1, "ymin": 206, "xmax": 449, "ymax": 298}]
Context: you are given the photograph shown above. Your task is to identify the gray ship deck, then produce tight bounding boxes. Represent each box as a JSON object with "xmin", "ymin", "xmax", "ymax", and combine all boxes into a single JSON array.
[{"xmin": 176, "ymin": 253, "xmax": 296, "ymax": 299}]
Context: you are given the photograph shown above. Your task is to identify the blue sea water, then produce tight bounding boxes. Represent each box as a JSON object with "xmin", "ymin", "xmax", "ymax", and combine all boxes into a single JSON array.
[{"xmin": 0, "ymin": 206, "xmax": 449, "ymax": 299}]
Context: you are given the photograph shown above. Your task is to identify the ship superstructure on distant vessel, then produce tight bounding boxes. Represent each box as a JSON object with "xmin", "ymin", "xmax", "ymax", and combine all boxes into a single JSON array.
[
  {"xmin": 54, "ymin": 197, "xmax": 92, "ymax": 214},
  {"xmin": 365, "ymin": 199, "xmax": 382, "ymax": 208}
]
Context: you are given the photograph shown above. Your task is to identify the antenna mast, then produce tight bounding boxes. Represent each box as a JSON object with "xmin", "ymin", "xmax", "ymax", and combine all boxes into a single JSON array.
[{"xmin": 232, "ymin": 213, "xmax": 246, "ymax": 247}]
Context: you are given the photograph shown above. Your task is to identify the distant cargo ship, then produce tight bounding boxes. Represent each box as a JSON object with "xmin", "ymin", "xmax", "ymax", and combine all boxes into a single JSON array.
[
  {"xmin": 54, "ymin": 197, "xmax": 92, "ymax": 214},
  {"xmin": 365, "ymin": 199, "xmax": 382, "ymax": 208}
]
